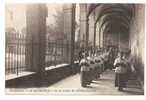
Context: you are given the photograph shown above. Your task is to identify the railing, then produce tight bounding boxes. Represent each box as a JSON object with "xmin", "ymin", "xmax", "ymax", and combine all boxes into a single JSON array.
[
  {"xmin": 5, "ymin": 33, "xmax": 82, "ymax": 75},
  {"xmin": 45, "ymin": 40, "xmax": 70, "ymax": 67},
  {"xmin": 5, "ymin": 32, "xmax": 31, "ymax": 75}
]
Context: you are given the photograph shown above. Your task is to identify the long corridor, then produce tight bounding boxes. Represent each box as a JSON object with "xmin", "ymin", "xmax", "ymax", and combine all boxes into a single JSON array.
[
  {"xmin": 5, "ymin": 4, "xmax": 145, "ymax": 96},
  {"xmin": 46, "ymin": 70, "xmax": 144, "ymax": 95}
]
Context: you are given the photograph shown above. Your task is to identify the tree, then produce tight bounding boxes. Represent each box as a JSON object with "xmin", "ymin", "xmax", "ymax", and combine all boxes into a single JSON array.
[
  {"xmin": 53, "ymin": 9, "xmax": 64, "ymax": 40},
  {"xmin": 6, "ymin": 27, "xmax": 17, "ymax": 53},
  {"xmin": 6, "ymin": 27, "xmax": 16, "ymax": 33},
  {"xmin": 46, "ymin": 8, "xmax": 65, "ymax": 40}
]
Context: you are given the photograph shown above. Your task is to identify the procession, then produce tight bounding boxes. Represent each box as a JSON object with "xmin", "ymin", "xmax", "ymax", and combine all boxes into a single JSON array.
[
  {"xmin": 5, "ymin": 4, "xmax": 144, "ymax": 95},
  {"xmin": 79, "ymin": 47, "xmax": 135, "ymax": 91}
]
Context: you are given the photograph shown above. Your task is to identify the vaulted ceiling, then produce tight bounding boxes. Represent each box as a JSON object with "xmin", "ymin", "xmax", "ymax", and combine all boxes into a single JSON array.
[{"xmin": 89, "ymin": 4, "xmax": 135, "ymax": 35}]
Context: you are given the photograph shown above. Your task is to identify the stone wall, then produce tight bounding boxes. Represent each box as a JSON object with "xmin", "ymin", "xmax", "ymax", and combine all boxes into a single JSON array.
[{"xmin": 129, "ymin": 4, "xmax": 145, "ymax": 86}]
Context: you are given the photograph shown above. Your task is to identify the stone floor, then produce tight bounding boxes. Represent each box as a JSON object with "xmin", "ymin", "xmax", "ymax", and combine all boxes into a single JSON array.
[
  {"xmin": 6, "ymin": 70, "xmax": 144, "ymax": 95},
  {"xmin": 45, "ymin": 69, "xmax": 144, "ymax": 95}
]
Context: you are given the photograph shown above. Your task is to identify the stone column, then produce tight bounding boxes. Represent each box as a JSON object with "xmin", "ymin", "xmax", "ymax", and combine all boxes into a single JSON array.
[
  {"xmin": 95, "ymin": 23, "xmax": 100, "ymax": 47},
  {"xmin": 63, "ymin": 4, "xmax": 76, "ymax": 66},
  {"xmin": 26, "ymin": 4, "xmax": 47, "ymax": 73},
  {"xmin": 79, "ymin": 4, "xmax": 88, "ymax": 49},
  {"xmin": 100, "ymin": 27, "xmax": 103, "ymax": 48},
  {"xmin": 88, "ymin": 12, "xmax": 95, "ymax": 48}
]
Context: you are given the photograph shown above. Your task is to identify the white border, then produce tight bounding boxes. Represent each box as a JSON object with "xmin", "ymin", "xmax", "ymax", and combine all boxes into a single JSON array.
[
  {"xmin": 4, "ymin": 0, "xmax": 146, "ymax": 3},
  {"xmin": 0, "ymin": 0, "xmax": 146, "ymax": 100}
]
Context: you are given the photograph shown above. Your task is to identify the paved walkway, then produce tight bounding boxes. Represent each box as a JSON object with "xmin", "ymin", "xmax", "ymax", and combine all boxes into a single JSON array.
[
  {"xmin": 9, "ymin": 70, "xmax": 143, "ymax": 95},
  {"xmin": 46, "ymin": 70, "xmax": 144, "ymax": 95}
]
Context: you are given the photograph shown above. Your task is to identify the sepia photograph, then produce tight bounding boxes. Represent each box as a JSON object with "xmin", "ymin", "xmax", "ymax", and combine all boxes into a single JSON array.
[{"xmin": 5, "ymin": 3, "xmax": 144, "ymax": 95}]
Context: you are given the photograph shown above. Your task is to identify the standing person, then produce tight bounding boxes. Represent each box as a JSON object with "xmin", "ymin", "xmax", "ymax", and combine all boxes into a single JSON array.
[
  {"xmin": 122, "ymin": 50, "xmax": 136, "ymax": 81},
  {"xmin": 78, "ymin": 49, "xmax": 84, "ymax": 63},
  {"xmin": 114, "ymin": 51, "xmax": 128, "ymax": 91},
  {"xmin": 79, "ymin": 52, "xmax": 90, "ymax": 87},
  {"xmin": 108, "ymin": 47, "xmax": 115, "ymax": 70}
]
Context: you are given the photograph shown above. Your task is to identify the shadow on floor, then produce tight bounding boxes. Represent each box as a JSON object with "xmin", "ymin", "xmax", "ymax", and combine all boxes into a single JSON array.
[
  {"xmin": 91, "ymin": 81, "xmax": 99, "ymax": 84},
  {"xmin": 97, "ymin": 78, "xmax": 113, "ymax": 82},
  {"xmin": 123, "ymin": 88, "xmax": 144, "ymax": 95},
  {"xmin": 84, "ymin": 85, "xmax": 96, "ymax": 89},
  {"xmin": 6, "ymin": 65, "xmax": 80, "ymax": 88}
]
